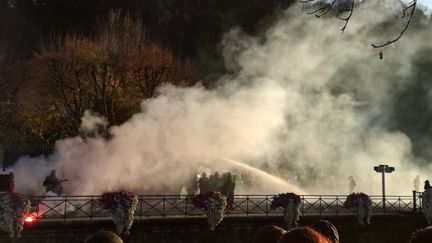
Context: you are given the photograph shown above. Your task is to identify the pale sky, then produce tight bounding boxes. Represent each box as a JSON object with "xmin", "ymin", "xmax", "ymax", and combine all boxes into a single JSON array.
[
  {"xmin": 418, "ymin": 0, "xmax": 432, "ymax": 8},
  {"xmin": 415, "ymin": 0, "xmax": 432, "ymax": 15}
]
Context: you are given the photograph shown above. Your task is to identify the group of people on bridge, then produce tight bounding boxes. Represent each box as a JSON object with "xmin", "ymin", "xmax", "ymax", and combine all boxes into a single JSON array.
[
  {"xmin": 41, "ymin": 169, "xmax": 237, "ymax": 204},
  {"xmin": 186, "ymin": 171, "xmax": 236, "ymax": 208}
]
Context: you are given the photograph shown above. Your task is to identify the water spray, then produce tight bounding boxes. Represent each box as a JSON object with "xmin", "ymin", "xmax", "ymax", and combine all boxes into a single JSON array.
[{"xmin": 219, "ymin": 157, "xmax": 307, "ymax": 194}]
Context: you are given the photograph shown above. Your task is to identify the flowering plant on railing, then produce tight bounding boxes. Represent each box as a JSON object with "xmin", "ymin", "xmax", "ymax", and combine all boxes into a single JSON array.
[
  {"xmin": 190, "ymin": 191, "xmax": 227, "ymax": 231},
  {"xmin": 344, "ymin": 192, "xmax": 372, "ymax": 225},
  {"xmin": 0, "ymin": 192, "xmax": 31, "ymax": 238},
  {"xmin": 271, "ymin": 193, "xmax": 301, "ymax": 230},
  {"xmin": 422, "ymin": 189, "xmax": 432, "ymax": 225},
  {"xmin": 100, "ymin": 191, "xmax": 138, "ymax": 235}
]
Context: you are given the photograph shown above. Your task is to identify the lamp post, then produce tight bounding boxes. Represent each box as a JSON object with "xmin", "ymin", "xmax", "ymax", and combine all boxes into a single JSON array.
[{"xmin": 374, "ymin": 164, "xmax": 395, "ymax": 212}]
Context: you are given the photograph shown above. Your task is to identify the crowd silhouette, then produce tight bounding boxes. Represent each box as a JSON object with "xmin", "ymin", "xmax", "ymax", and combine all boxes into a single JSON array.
[
  {"xmin": 251, "ymin": 220, "xmax": 432, "ymax": 243},
  {"xmin": 84, "ymin": 221, "xmax": 432, "ymax": 243}
]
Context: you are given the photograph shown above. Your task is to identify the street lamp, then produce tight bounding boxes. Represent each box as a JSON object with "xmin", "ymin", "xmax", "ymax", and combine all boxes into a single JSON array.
[{"xmin": 374, "ymin": 164, "xmax": 395, "ymax": 212}]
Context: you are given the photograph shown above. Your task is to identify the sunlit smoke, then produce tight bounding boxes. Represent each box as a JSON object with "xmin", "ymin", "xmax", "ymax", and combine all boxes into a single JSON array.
[
  {"xmin": 79, "ymin": 110, "xmax": 108, "ymax": 137},
  {"xmin": 12, "ymin": 82, "xmax": 288, "ymax": 195},
  {"xmin": 8, "ymin": 2, "xmax": 432, "ymax": 196},
  {"xmin": 414, "ymin": 175, "xmax": 420, "ymax": 191},
  {"xmin": 221, "ymin": 1, "xmax": 432, "ymax": 195}
]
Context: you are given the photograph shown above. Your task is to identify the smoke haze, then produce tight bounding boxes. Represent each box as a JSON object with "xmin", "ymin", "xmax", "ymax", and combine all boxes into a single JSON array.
[{"xmin": 10, "ymin": 1, "xmax": 432, "ymax": 195}]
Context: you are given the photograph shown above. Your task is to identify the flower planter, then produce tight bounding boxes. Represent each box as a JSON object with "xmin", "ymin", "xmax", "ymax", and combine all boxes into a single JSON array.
[
  {"xmin": 344, "ymin": 192, "xmax": 372, "ymax": 225},
  {"xmin": 0, "ymin": 192, "xmax": 31, "ymax": 238},
  {"xmin": 100, "ymin": 191, "xmax": 138, "ymax": 235},
  {"xmin": 271, "ymin": 193, "xmax": 301, "ymax": 230},
  {"xmin": 191, "ymin": 191, "xmax": 227, "ymax": 231},
  {"xmin": 422, "ymin": 189, "xmax": 432, "ymax": 224}
]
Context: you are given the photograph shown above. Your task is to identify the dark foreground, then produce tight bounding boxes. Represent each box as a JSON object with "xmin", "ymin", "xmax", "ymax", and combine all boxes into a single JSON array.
[{"xmin": 0, "ymin": 214, "xmax": 428, "ymax": 243}]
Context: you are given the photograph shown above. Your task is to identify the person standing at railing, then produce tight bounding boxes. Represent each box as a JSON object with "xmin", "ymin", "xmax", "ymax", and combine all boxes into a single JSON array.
[
  {"xmin": 221, "ymin": 172, "xmax": 235, "ymax": 209},
  {"xmin": 198, "ymin": 172, "xmax": 209, "ymax": 194},
  {"xmin": 209, "ymin": 171, "xmax": 221, "ymax": 191},
  {"xmin": 348, "ymin": 176, "xmax": 356, "ymax": 194},
  {"xmin": 422, "ymin": 181, "xmax": 432, "ymax": 225},
  {"xmin": 186, "ymin": 173, "xmax": 199, "ymax": 196},
  {"xmin": 42, "ymin": 170, "xmax": 68, "ymax": 195},
  {"xmin": 425, "ymin": 180, "xmax": 431, "ymax": 190}
]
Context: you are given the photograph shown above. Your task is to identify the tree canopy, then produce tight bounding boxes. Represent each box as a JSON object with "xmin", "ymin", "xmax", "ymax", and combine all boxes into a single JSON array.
[{"xmin": 0, "ymin": 0, "xmax": 426, "ymax": 150}]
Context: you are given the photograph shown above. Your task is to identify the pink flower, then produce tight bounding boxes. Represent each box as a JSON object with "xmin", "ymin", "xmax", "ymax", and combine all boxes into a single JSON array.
[
  {"xmin": 190, "ymin": 191, "xmax": 225, "ymax": 210},
  {"xmin": 100, "ymin": 191, "xmax": 136, "ymax": 211},
  {"xmin": 271, "ymin": 193, "xmax": 301, "ymax": 210},
  {"xmin": 344, "ymin": 193, "xmax": 370, "ymax": 209}
]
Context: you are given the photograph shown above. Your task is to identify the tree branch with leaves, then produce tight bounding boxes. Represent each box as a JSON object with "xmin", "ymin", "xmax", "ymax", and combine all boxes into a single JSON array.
[{"xmin": 23, "ymin": 11, "xmax": 200, "ymax": 145}]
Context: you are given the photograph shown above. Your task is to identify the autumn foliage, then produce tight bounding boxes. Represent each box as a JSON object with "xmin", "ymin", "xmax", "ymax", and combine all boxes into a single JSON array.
[{"xmin": 18, "ymin": 12, "xmax": 199, "ymax": 145}]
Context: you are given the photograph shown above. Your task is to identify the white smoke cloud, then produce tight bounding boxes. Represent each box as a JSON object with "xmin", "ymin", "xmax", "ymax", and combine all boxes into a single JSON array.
[
  {"xmin": 220, "ymin": 1, "xmax": 432, "ymax": 195},
  {"xmin": 12, "ymin": 82, "xmax": 288, "ymax": 194},
  {"xmin": 79, "ymin": 110, "xmax": 108, "ymax": 137},
  {"xmin": 10, "ymin": 1, "xmax": 432, "ymax": 196}
]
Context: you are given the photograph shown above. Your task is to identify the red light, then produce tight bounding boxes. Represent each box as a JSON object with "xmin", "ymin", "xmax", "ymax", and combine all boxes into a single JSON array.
[{"xmin": 24, "ymin": 214, "xmax": 36, "ymax": 224}]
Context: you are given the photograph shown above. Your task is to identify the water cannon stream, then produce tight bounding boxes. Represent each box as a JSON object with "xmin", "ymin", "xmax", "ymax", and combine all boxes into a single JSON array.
[{"xmin": 219, "ymin": 157, "xmax": 307, "ymax": 195}]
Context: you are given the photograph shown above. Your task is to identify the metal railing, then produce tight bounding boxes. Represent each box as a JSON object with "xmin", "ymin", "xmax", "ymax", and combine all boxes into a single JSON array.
[{"xmin": 26, "ymin": 192, "xmax": 424, "ymax": 222}]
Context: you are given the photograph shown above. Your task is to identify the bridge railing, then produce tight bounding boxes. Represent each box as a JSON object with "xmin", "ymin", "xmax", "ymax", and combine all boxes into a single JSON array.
[{"xmin": 27, "ymin": 193, "xmax": 422, "ymax": 221}]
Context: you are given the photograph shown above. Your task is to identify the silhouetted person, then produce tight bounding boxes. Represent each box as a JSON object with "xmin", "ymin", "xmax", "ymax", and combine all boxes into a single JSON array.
[
  {"xmin": 43, "ymin": 170, "xmax": 67, "ymax": 195},
  {"xmin": 219, "ymin": 173, "xmax": 229, "ymax": 195},
  {"xmin": 311, "ymin": 220, "xmax": 339, "ymax": 243},
  {"xmin": 221, "ymin": 172, "xmax": 235, "ymax": 209},
  {"xmin": 85, "ymin": 231, "xmax": 123, "ymax": 243},
  {"xmin": 198, "ymin": 172, "xmax": 209, "ymax": 193},
  {"xmin": 279, "ymin": 227, "xmax": 330, "ymax": 243},
  {"xmin": 348, "ymin": 176, "xmax": 356, "ymax": 194},
  {"xmin": 410, "ymin": 226, "xmax": 432, "ymax": 243},
  {"xmin": 425, "ymin": 180, "xmax": 431, "ymax": 190},
  {"xmin": 209, "ymin": 172, "xmax": 220, "ymax": 191},
  {"xmin": 252, "ymin": 225, "xmax": 286, "ymax": 243},
  {"xmin": 187, "ymin": 174, "xmax": 199, "ymax": 196}
]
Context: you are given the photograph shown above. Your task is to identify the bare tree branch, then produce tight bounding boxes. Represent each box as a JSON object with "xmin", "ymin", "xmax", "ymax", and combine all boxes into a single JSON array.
[
  {"xmin": 371, "ymin": 0, "xmax": 417, "ymax": 49},
  {"xmin": 306, "ymin": 0, "xmax": 336, "ymax": 17},
  {"xmin": 300, "ymin": 0, "xmax": 355, "ymax": 33},
  {"xmin": 337, "ymin": 0, "xmax": 355, "ymax": 33},
  {"xmin": 301, "ymin": 0, "xmax": 418, "ymax": 53}
]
